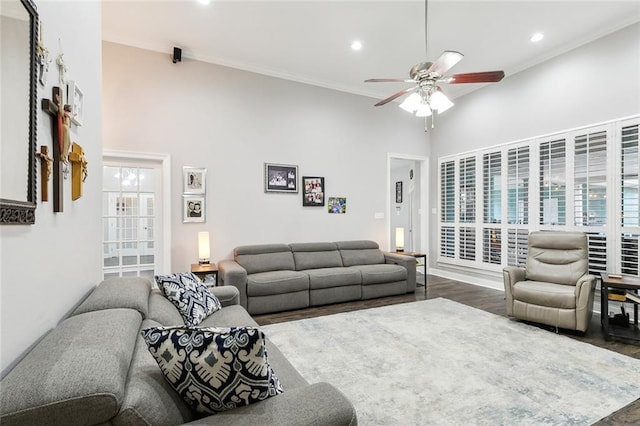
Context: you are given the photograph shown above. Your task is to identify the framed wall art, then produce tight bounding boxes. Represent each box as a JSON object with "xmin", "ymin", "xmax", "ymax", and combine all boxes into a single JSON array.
[
  {"xmin": 396, "ymin": 181, "xmax": 403, "ymax": 203},
  {"xmin": 183, "ymin": 195, "xmax": 205, "ymax": 223},
  {"xmin": 66, "ymin": 80, "xmax": 84, "ymax": 126},
  {"xmin": 302, "ymin": 176, "xmax": 325, "ymax": 206},
  {"xmin": 265, "ymin": 163, "xmax": 298, "ymax": 193},
  {"xmin": 328, "ymin": 197, "xmax": 346, "ymax": 214},
  {"xmin": 183, "ymin": 166, "xmax": 206, "ymax": 194}
]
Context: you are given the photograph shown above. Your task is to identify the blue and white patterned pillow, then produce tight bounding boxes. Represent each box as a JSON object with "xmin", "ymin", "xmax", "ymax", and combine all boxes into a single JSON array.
[
  {"xmin": 141, "ymin": 325, "xmax": 284, "ymax": 414},
  {"xmin": 155, "ymin": 272, "xmax": 221, "ymax": 326}
]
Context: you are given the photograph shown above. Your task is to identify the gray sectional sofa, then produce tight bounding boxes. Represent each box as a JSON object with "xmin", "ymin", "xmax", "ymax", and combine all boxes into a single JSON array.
[
  {"xmin": 0, "ymin": 277, "xmax": 357, "ymax": 426},
  {"xmin": 219, "ymin": 240, "xmax": 417, "ymax": 315}
]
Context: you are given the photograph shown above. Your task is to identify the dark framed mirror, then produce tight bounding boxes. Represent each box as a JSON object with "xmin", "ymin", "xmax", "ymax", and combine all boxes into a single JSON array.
[{"xmin": 0, "ymin": 0, "xmax": 38, "ymax": 224}]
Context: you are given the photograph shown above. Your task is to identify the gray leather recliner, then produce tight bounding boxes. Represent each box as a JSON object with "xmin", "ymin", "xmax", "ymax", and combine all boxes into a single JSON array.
[{"xmin": 503, "ymin": 231, "xmax": 597, "ymax": 332}]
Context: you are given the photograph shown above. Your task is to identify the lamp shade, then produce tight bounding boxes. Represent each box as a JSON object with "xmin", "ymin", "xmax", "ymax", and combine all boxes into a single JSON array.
[
  {"xmin": 198, "ymin": 231, "xmax": 210, "ymax": 264},
  {"xmin": 395, "ymin": 227, "xmax": 405, "ymax": 252},
  {"xmin": 430, "ymin": 89, "xmax": 454, "ymax": 113}
]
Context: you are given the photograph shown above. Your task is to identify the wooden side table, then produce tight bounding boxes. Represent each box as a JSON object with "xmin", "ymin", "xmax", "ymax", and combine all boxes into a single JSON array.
[
  {"xmin": 400, "ymin": 252, "xmax": 427, "ymax": 296},
  {"xmin": 600, "ymin": 273, "xmax": 640, "ymax": 342},
  {"xmin": 191, "ymin": 262, "xmax": 218, "ymax": 286}
]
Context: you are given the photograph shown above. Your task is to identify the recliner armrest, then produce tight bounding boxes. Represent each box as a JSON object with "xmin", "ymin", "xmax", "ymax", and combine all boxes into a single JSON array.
[
  {"xmin": 575, "ymin": 274, "xmax": 597, "ymax": 305},
  {"xmin": 503, "ymin": 266, "xmax": 525, "ymax": 316},
  {"xmin": 218, "ymin": 260, "xmax": 249, "ymax": 308},
  {"xmin": 384, "ymin": 252, "xmax": 417, "ymax": 292},
  {"xmin": 182, "ymin": 382, "xmax": 357, "ymax": 426}
]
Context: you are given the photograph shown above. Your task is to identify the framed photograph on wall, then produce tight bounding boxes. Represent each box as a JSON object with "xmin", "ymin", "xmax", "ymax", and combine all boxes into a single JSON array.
[
  {"xmin": 183, "ymin": 166, "xmax": 206, "ymax": 194},
  {"xmin": 183, "ymin": 195, "xmax": 205, "ymax": 223},
  {"xmin": 328, "ymin": 197, "xmax": 346, "ymax": 214},
  {"xmin": 302, "ymin": 176, "xmax": 325, "ymax": 206},
  {"xmin": 265, "ymin": 163, "xmax": 298, "ymax": 193},
  {"xmin": 66, "ymin": 80, "xmax": 84, "ymax": 126},
  {"xmin": 396, "ymin": 181, "xmax": 403, "ymax": 203}
]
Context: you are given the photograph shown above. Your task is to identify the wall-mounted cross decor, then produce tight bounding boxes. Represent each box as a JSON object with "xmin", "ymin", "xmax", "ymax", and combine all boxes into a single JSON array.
[
  {"xmin": 36, "ymin": 146, "xmax": 53, "ymax": 202},
  {"xmin": 41, "ymin": 86, "xmax": 64, "ymax": 212},
  {"xmin": 68, "ymin": 142, "xmax": 87, "ymax": 200}
]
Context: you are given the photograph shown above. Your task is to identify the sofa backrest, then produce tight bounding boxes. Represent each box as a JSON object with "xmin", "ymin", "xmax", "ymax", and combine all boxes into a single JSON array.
[
  {"xmin": 525, "ymin": 231, "xmax": 588, "ymax": 286},
  {"xmin": 335, "ymin": 240, "xmax": 385, "ymax": 266},
  {"xmin": 0, "ymin": 309, "xmax": 142, "ymax": 426},
  {"xmin": 72, "ymin": 276, "xmax": 151, "ymax": 318},
  {"xmin": 290, "ymin": 242, "xmax": 343, "ymax": 271},
  {"xmin": 234, "ymin": 244, "xmax": 295, "ymax": 274}
]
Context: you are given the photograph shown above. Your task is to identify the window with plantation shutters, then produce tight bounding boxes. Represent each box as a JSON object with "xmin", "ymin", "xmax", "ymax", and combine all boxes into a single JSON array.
[
  {"xmin": 621, "ymin": 124, "xmax": 639, "ymax": 227},
  {"xmin": 440, "ymin": 226, "xmax": 455, "ymax": 258},
  {"xmin": 621, "ymin": 123, "xmax": 640, "ymax": 276},
  {"xmin": 507, "ymin": 229, "xmax": 528, "ymax": 266},
  {"xmin": 483, "ymin": 152, "xmax": 501, "ymax": 224},
  {"xmin": 574, "ymin": 130, "xmax": 607, "ymax": 227},
  {"xmin": 482, "ymin": 228, "xmax": 501, "ymax": 264},
  {"xmin": 459, "ymin": 227, "xmax": 476, "ymax": 261},
  {"xmin": 507, "ymin": 146, "xmax": 529, "ymax": 225},
  {"xmin": 459, "ymin": 156, "xmax": 476, "ymax": 223},
  {"xmin": 540, "ymin": 139, "xmax": 566, "ymax": 225},
  {"xmin": 440, "ymin": 161, "xmax": 455, "ymax": 223},
  {"xmin": 436, "ymin": 116, "xmax": 639, "ymax": 277},
  {"xmin": 586, "ymin": 232, "xmax": 607, "ymax": 275}
]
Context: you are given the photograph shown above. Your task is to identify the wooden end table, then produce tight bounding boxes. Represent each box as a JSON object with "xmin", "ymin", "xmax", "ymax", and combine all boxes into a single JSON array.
[
  {"xmin": 191, "ymin": 262, "xmax": 218, "ymax": 286},
  {"xmin": 600, "ymin": 273, "xmax": 640, "ymax": 342}
]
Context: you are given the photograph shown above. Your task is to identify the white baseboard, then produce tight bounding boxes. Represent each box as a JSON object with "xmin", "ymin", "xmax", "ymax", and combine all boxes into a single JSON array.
[{"xmin": 429, "ymin": 267, "xmax": 504, "ymax": 292}]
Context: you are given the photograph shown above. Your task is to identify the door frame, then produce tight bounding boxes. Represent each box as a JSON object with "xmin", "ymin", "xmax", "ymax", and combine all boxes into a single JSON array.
[
  {"xmin": 103, "ymin": 150, "xmax": 172, "ymax": 274},
  {"xmin": 387, "ymin": 153, "xmax": 429, "ymax": 256}
]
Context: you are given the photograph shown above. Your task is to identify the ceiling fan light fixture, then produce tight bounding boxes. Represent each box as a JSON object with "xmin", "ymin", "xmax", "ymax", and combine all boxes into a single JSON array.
[
  {"xmin": 430, "ymin": 89, "xmax": 454, "ymax": 113},
  {"xmin": 415, "ymin": 104, "xmax": 432, "ymax": 117},
  {"xmin": 399, "ymin": 92, "xmax": 422, "ymax": 113}
]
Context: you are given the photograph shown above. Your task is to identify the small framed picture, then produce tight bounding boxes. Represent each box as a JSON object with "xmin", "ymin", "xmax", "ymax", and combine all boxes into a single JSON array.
[
  {"xmin": 396, "ymin": 181, "xmax": 403, "ymax": 203},
  {"xmin": 183, "ymin": 167, "xmax": 206, "ymax": 194},
  {"xmin": 265, "ymin": 163, "xmax": 298, "ymax": 193},
  {"xmin": 183, "ymin": 195, "xmax": 205, "ymax": 223},
  {"xmin": 328, "ymin": 197, "xmax": 346, "ymax": 214},
  {"xmin": 66, "ymin": 80, "xmax": 84, "ymax": 126},
  {"xmin": 302, "ymin": 176, "xmax": 325, "ymax": 206}
]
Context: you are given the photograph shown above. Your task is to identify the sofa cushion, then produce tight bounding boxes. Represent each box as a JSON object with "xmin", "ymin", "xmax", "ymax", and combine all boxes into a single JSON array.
[
  {"xmin": 0, "ymin": 309, "xmax": 141, "ymax": 426},
  {"xmin": 351, "ymin": 264, "xmax": 406, "ymax": 285},
  {"xmin": 235, "ymin": 244, "xmax": 295, "ymax": 274},
  {"xmin": 513, "ymin": 280, "xmax": 577, "ymax": 309},
  {"xmin": 247, "ymin": 270, "xmax": 309, "ymax": 297},
  {"xmin": 200, "ymin": 304, "xmax": 260, "ymax": 328},
  {"xmin": 290, "ymin": 242, "xmax": 343, "ymax": 270},
  {"xmin": 114, "ymin": 319, "xmax": 194, "ymax": 426},
  {"xmin": 148, "ymin": 289, "xmax": 185, "ymax": 325},
  {"xmin": 72, "ymin": 276, "xmax": 151, "ymax": 318},
  {"xmin": 141, "ymin": 326, "xmax": 284, "ymax": 414},
  {"xmin": 155, "ymin": 272, "xmax": 221, "ymax": 326},
  {"xmin": 336, "ymin": 240, "xmax": 385, "ymax": 266},
  {"xmin": 305, "ymin": 267, "xmax": 362, "ymax": 290}
]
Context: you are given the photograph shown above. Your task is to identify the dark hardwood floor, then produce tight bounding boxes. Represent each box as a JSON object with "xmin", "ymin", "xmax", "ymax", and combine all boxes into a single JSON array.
[{"xmin": 254, "ymin": 274, "xmax": 640, "ymax": 424}]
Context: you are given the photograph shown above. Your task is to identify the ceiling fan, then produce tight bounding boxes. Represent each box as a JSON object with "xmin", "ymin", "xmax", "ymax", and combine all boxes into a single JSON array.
[{"xmin": 365, "ymin": 0, "xmax": 505, "ymax": 130}]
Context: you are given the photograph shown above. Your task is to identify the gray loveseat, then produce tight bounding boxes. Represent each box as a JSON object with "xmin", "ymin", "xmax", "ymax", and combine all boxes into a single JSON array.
[
  {"xmin": 219, "ymin": 240, "xmax": 416, "ymax": 315},
  {"xmin": 0, "ymin": 277, "xmax": 357, "ymax": 425}
]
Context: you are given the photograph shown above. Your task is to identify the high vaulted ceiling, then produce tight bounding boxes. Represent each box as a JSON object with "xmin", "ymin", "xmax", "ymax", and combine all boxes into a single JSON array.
[{"xmin": 102, "ymin": 1, "xmax": 640, "ymax": 104}]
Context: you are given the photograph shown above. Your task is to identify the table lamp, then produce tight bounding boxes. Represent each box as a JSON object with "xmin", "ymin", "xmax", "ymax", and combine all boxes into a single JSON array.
[
  {"xmin": 395, "ymin": 227, "xmax": 405, "ymax": 252},
  {"xmin": 198, "ymin": 231, "xmax": 210, "ymax": 265}
]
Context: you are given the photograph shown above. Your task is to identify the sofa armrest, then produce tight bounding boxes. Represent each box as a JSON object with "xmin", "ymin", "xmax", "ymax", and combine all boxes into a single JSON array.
[
  {"xmin": 209, "ymin": 286, "xmax": 240, "ymax": 307},
  {"xmin": 181, "ymin": 382, "xmax": 357, "ymax": 426},
  {"xmin": 383, "ymin": 252, "xmax": 417, "ymax": 293},
  {"xmin": 218, "ymin": 260, "xmax": 249, "ymax": 309},
  {"xmin": 502, "ymin": 266, "xmax": 525, "ymax": 316}
]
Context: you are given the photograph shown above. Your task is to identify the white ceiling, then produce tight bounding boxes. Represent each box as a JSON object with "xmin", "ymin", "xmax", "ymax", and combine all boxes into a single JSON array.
[{"xmin": 102, "ymin": 1, "xmax": 640, "ymax": 105}]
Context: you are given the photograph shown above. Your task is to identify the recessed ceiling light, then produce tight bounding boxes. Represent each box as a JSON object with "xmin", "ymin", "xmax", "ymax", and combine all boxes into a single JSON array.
[
  {"xmin": 351, "ymin": 40, "xmax": 363, "ymax": 51},
  {"xmin": 197, "ymin": 0, "xmax": 211, "ymax": 5},
  {"xmin": 530, "ymin": 33, "xmax": 544, "ymax": 43}
]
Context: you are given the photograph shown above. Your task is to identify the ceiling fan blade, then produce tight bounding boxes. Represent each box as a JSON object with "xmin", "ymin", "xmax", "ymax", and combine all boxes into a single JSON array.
[
  {"xmin": 443, "ymin": 70, "xmax": 505, "ymax": 84},
  {"xmin": 374, "ymin": 87, "xmax": 417, "ymax": 107},
  {"xmin": 427, "ymin": 50, "xmax": 464, "ymax": 76},
  {"xmin": 365, "ymin": 78, "xmax": 415, "ymax": 83}
]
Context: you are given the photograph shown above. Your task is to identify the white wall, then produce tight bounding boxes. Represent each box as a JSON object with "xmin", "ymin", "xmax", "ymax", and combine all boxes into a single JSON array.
[
  {"xmin": 428, "ymin": 23, "xmax": 640, "ymax": 274},
  {"xmin": 102, "ymin": 42, "xmax": 429, "ymax": 271},
  {"xmin": 0, "ymin": 0, "xmax": 103, "ymax": 374}
]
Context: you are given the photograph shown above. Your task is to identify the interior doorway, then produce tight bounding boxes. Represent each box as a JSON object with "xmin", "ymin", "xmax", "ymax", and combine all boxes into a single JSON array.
[{"xmin": 388, "ymin": 154, "xmax": 428, "ymax": 255}]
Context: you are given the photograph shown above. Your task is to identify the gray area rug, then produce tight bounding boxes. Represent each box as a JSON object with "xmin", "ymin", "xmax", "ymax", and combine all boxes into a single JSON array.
[{"xmin": 263, "ymin": 298, "xmax": 640, "ymax": 425}]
